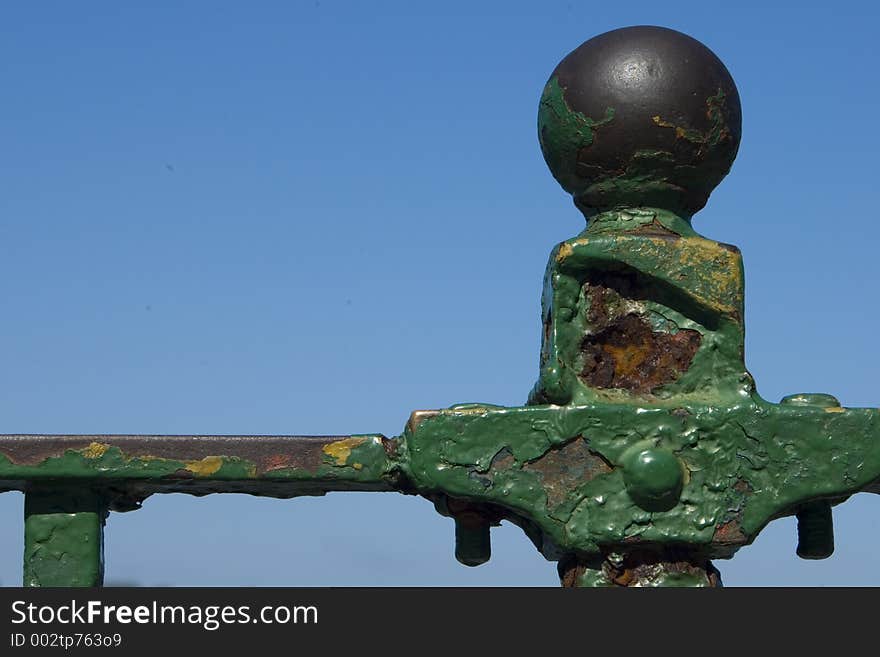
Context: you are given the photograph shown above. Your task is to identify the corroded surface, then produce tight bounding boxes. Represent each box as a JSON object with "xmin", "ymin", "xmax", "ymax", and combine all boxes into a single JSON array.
[
  {"xmin": 521, "ymin": 438, "xmax": 611, "ymax": 509},
  {"xmin": 403, "ymin": 401, "xmax": 880, "ymax": 565},
  {"xmin": 538, "ymin": 26, "xmax": 741, "ymax": 218},
  {"xmin": 0, "ymin": 434, "xmax": 398, "ymax": 500},
  {"xmin": 559, "ymin": 551, "xmax": 721, "ymax": 587},
  {"xmin": 529, "ymin": 207, "xmax": 747, "ymax": 407},
  {"xmin": 0, "ymin": 435, "xmax": 393, "ymax": 482},
  {"xmin": 3, "ymin": 434, "xmax": 401, "ymax": 586},
  {"xmin": 4, "ymin": 26, "xmax": 880, "ymax": 587},
  {"xmin": 579, "ymin": 312, "xmax": 701, "ymax": 392},
  {"xmin": 7, "ymin": 388, "xmax": 880, "ymax": 586}
]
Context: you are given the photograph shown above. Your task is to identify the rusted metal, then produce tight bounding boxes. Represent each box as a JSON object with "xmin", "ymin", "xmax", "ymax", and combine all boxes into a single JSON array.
[
  {"xmin": 5, "ymin": 25, "xmax": 880, "ymax": 588},
  {"xmin": 579, "ymin": 311, "xmax": 702, "ymax": 392},
  {"xmin": 559, "ymin": 550, "xmax": 723, "ymax": 588},
  {"xmin": 0, "ymin": 433, "xmax": 398, "ymax": 497}
]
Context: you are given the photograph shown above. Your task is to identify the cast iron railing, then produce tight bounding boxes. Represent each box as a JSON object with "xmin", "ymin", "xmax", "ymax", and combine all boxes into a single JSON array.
[{"xmin": 2, "ymin": 26, "xmax": 878, "ymax": 587}]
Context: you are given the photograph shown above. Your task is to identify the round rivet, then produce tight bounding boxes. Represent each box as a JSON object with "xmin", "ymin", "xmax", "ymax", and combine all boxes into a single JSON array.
[{"xmin": 623, "ymin": 448, "xmax": 684, "ymax": 512}]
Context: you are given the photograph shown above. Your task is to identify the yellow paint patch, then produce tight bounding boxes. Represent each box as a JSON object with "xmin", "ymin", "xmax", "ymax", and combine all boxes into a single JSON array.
[
  {"xmin": 824, "ymin": 407, "xmax": 846, "ymax": 413},
  {"xmin": 352, "ymin": 462, "xmax": 363, "ymax": 470},
  {"xmin": 322, "ymin": 437, "xmax": 367, "ymax": 466},
  {"xmin": 555, "ymin": 243, "xmax": 573, "ymax": 262},
  {"xmin": 651, "ymin": 237, "xmax": 741, "ymax": 316},
  {"xmin": 595, "ymin": 235, "xmax": 742, "ymax": 318},
  {"xmin": 184, "ymin": 455, "xmax": 224, "ymax": 476},
  {"xmin": 82, "ymin": 442, "xmax": 110, "ymax": 459}
]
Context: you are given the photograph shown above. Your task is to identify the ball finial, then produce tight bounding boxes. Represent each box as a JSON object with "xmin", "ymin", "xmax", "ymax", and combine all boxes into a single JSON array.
[{"xmin": 538, "ymin": 26, "xmax": 741, "ymax": 219}]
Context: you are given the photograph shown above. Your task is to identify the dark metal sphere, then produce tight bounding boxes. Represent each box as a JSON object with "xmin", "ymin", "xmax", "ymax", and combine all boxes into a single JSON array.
[{"xmin": 538, "ymin": 26, "xmax": 741, "ymax": 218}]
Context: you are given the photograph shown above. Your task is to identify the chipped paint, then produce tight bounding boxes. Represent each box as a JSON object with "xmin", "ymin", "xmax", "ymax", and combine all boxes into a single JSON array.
[
  {"xmin": 322, "ymin": 437, "xmax": 368, "ymax": 466},
  {"xmin": 556, "ymin": 243, "xmax": 573, "ymax": 262},
  {"xmin": 403, "ymin": 399, "xmax": 880, "ymax": 572},
  {"xmin": 4, "ymin": 28, "xmax": 879, "ymax": 591},
  {"xmin": 531, "ymin": 209, "xmax": 748, "ymax": 407},
  {"xmin": 184, "ymin": 456, "xmax": 225, "ymax": 476},
  {"xmin": 82, "ymin": 442, "xmax": 110, "ymax": 459},
  {"xmin": 0, "ymin": 433, "xmax": 399, "ymax": 501},
  {"xmin": 651, "ymin": 89, "xmax": 731, "ymax": 152},
  {"xmin": 538, "ymin": 75, "xmax": 615, "ymax": 195},
  {"xmin": 539, "ymin": 49, "xmax": 739, "ymax": 219}
]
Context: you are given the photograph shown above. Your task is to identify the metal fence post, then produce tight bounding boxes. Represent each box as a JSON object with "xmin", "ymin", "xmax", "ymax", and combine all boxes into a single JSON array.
[{"xmin": 24, "ymin": 489, "xmax": 107, "ymax": 587}]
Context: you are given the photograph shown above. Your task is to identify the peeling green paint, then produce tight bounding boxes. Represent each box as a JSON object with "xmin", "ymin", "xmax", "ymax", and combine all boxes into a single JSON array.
[
  {"xmin": 395, "ymin": 196, "xmax": 880, "ymax": 584},
  {"xmin": 538, "ymin": 75, "xmax": 615, "ymax": 195},
  {"xmin": 530, "ymin": 208, "xmax": 747, "ymax": 407},
  {"xmin": 4, "ymin": 195, "xmax": 877, "ymax": 588},
  {"xmin": 581, "ymin": 207, "xmax": 697, "ymax": 238},
  {"xmin": 538, "ymin": 75, "xmax": 738, "ymax": 218},
  {"xmin": 0, "ymin": 434, "xmax": 397, "ymax": 496},
  {"xmin": 652, "ymin": 89, "xmax": 731, "ymax": 153},
  {"xmin": 2, "ymin": 29, "xmax": 878, "ymax": 589},
  {"xmin": 24, "ymin": 491, "xmax": 107, "ymax": 587},
  {"xmin": 402, "ymin": 399, "xmax": 880, "ymax": 562}
]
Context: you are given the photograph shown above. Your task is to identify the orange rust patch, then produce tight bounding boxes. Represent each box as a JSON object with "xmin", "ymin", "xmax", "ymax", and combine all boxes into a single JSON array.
[{"xmin": 580, "ymin": 313, "xmax": 701, "ymax": 393}]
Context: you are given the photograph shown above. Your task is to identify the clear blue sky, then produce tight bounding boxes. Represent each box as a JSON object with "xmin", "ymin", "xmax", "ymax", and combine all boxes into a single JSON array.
[{"xmin": 1, "ymin": 1, "xmax": 878, "ymax": 586}]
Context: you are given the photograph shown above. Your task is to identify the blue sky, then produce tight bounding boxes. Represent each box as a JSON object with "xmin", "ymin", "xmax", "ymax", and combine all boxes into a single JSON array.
[{"xmin": 1, "ymin": 1, "xmax": 879, "ymax": 586}]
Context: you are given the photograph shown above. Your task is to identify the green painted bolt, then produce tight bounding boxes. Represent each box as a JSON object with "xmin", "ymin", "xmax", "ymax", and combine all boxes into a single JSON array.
[
  {"xmin": 780, "ymin": 393, "xmax": 839, "ymax": 560},
  {"xmin": 622, "ymin": 447, "xmax": 685, "ymax": 512},
  {"xmin": 454, "ymin": 513, "xmax": 491, "ymax": 567},
  {"xmin": 433, "ymin": 496, "xmax": 492, "ymax": 567},
  {"xmin": 795, "ymin": 501, "xmax": 834, "ymax": 560}
]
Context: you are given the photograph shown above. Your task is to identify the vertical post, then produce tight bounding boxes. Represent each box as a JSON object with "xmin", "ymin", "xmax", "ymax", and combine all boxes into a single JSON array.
[
  {"xmin": 534, "ymin": 27, "xmax": 744, "ymax": 586},
  {"xmin": 23, "ymin": 489, "xmax": 108, "ymax": 587}
]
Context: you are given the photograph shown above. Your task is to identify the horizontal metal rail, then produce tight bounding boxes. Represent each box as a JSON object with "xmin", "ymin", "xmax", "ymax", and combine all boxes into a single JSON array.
[
  {"xmin": 0, "ymin": 433, "xmax": 401, "ymax": 586},
  {"xmin": 0, "ymin": 433, "xmax": 399, "ymax": 493}
]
